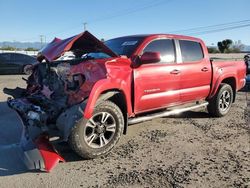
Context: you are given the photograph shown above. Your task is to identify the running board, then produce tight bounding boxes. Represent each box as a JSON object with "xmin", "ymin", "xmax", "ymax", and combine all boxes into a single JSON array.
[{"xmin": 128, "ymin": 102, "xmax": 209, "ymax": 125}]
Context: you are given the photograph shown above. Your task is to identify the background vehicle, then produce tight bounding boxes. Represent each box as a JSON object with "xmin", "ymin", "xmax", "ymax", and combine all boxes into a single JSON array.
[
  {"xmin": 4, "ymin": 31, "xmax": 246, "ymax": 171},
  {"xmin": 0, "ymin": 52, "xmax": 37, "ymax": 75},
  {"xmin": 56, "ymin": 51, "xmax": 75, "ymax": 61},
  {"xmin": 244, "ymin": 54, "xmax": 250, "ymax": 72},
  {"xmin": 244, "ymin": 54, "xmax": 250, "ymax": 89},
  {"xmin": 244, "ymin": 54, "xmax": 249, "ymax": 62},
  {"xmin": 246, "ymin": 75, "xmax": 250, "ymax": 84}
]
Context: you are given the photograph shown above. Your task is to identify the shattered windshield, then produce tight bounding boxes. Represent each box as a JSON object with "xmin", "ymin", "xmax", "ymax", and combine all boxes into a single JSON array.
[
  {"xmin": 56, "ymin": 51, "xmax": 111, "ymax": 61},
  {"xmin": 55, "ymin": 36, "xmax": 146, "ymax": 61},
  {"xmin": 104, "ymin": 36, "xmax": 146, "ymax": 57}
]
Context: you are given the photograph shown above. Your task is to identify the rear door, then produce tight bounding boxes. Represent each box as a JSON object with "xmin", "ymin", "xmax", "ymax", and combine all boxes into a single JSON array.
[
  {"xmin": 177, "ymin": 40, "xmax": 212, "ymax": 102},
  {"xmin": 133, "ymin": 38, "xmax": 181, "ymax": 114},
  {"xmin": 0, "ymin": 53, "xmax": 18, "ymax": 74},
  {"xmin": 14, "ymin": 53, "xmax": 34, "ymax": 72}
]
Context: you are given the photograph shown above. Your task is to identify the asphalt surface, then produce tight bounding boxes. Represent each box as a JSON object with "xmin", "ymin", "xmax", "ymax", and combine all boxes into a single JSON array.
[{"xmin": 0, "ymin": 75, "xmax": 249, "ymax": 188}]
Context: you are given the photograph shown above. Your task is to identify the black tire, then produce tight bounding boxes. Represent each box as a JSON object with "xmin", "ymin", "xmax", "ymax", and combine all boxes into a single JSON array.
[
  {"xmin": 23, "ymin": 64, "xmax": 33, "ymax": 75},
  {"xmin": 69, "ymin": 100, "xmax": 124, "ymax": 159},
  {"xmin": 207, "ymin": 83, "xmax": 233, "ymax": 117}
]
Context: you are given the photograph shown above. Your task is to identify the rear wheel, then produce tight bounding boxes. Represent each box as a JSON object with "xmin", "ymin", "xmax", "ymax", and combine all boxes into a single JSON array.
[
  {"xmin": 69, "ymin": 100, "xmax": 124, "ymax": 159},
  {"xmin": 207, "ymin": 83, "xmax": 233, "ymax": 117}
]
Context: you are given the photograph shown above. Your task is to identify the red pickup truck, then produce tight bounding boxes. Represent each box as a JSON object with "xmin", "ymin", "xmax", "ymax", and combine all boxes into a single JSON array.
[{"xmin": 5, "ymin": 31, "xmax": 246, "ymax": 171}]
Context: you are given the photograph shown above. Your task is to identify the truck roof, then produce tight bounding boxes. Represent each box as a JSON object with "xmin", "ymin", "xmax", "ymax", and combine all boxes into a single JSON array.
[{"xmin": 109, "ymin": 34, "xmax": 202, "ymax": 42}]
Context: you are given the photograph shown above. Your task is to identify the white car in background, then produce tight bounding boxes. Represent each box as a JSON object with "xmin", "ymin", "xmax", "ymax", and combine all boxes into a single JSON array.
[{"xmin": 56, "ymin": 51, "xmax": 75, "ymax": 61}]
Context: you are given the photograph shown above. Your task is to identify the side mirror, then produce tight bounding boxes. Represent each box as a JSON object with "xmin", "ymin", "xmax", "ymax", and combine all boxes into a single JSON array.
[{"xmin": 140, "ymin": 52, "xmax": 161, "ymax": 64}]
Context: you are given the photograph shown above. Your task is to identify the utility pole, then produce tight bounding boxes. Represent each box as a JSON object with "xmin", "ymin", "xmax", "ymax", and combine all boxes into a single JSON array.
[
  {"xmin": 39, "ymin": 35, "xmax": 44, "ymax": 49},
  {"xmin": 84, "ymin": 22, "xmax": 87, "ymax": 31}
]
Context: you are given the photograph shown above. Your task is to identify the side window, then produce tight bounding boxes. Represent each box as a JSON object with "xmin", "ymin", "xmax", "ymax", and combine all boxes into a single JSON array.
[
  {"xmin": 0, "ymin": 54, "xmax": 12, "ymax": 62},
  {"xmin": 143, "ymin": 39, "xmax": 176, "ymax": 64},
  {"xmin": 15, "ymin": 54, "xmax": 25, "ymax": 61},
  {"xmin": 179, "ymin": 40, "xmax": 204, "ymax": 62},
  {"xmin": 15, "ymin": 54, "xmax": 35, "ymax": 64}
]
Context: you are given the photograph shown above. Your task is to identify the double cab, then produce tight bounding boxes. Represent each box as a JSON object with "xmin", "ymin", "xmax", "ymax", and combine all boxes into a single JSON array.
[{"xmin": 5, "ymin": 31, "xmax": 246, "ymax": 167}]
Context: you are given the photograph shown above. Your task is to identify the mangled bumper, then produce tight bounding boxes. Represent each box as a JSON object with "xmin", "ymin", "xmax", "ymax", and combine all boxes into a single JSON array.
[
  {"xmin": 7, "ymin": 98, "xmax": 65, "ymax": 172},
  {"xmin": 21, "ymin": 135, "xmax": 65, "ymax": 172}
]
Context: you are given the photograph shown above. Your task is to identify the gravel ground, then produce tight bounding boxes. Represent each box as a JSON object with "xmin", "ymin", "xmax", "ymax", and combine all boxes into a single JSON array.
[{"xmin": 0, "ymin": 74, "xmax": 249, "ymax": 188}]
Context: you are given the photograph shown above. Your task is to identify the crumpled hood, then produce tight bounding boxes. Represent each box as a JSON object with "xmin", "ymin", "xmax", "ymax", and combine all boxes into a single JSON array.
[{"xmin": 37, "ymin": 31, "xmax": 118, "ymax": 62}]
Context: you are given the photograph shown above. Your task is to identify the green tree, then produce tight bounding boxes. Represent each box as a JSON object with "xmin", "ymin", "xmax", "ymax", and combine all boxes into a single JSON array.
[
  {"xmin": 217, "ymin": 39, "xmax": 233, "ymax": 53},
  {"xmin": 0, "ymin": 46, "xmax": 16, "ymax": 51}
]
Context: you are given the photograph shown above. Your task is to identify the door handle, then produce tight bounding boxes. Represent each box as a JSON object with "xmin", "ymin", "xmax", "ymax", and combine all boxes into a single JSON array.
[
  {"xmin": 201, "ymin": 67, "xmax": 209, "ymax": 72},
  {"xmin": 170, "ymin": 69, "xmax": 181, "ymax": 74}
]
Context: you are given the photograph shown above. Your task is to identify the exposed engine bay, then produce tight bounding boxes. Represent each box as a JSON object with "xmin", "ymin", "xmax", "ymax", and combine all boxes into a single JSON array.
[
  {"xmin": 3, "ymin": 31, "xmax": 117, "ymax": 172},
  {"xmin": 4, "ymin": 58, "xmax": 108, "ymax": 172},
  {"xmin": 6, "ymin": 58, "xmax": 107, "ymax": 138}
]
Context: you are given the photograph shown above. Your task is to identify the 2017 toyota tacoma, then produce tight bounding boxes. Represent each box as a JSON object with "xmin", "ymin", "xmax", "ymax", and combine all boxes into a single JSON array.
[{"xmin": 4, "ymin": 31, "xmax": 247, "ymax": 171}]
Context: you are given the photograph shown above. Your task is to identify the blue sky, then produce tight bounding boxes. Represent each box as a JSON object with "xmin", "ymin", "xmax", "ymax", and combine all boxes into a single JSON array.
[{"xmin": 0, "ymin": 0, "xmax": 249, "ymax": 45}]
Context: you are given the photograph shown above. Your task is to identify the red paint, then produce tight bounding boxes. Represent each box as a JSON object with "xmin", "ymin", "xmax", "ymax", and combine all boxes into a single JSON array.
[
  {"xmin": 37, "ymin": 31, "xmax": 118, "ymax": 62},
  {"xmin": 38, "ymin": 32, "xmax": 246, "ymax": 118},
  {"xmin": 84, "ymin": 57, "xmax": 133, "ymax": 118},
  {"xmin": 34, "ymin": 136, "xmax": 65, "ymax": 172},
  {"xmin": 16, "ymin": 32, "xmax": 246, "ymax": 173},
  {"xmin": 83, "ymin": 33, "xmax": 246, "ymax": 117},
  {"xmin": 66, "ymin": 59, "xmax": 108, "ymax": 105}
]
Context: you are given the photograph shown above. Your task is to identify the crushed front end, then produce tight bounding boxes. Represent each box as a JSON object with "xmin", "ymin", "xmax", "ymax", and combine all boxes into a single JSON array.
[{"xmin": 4, "ymin": 31, "xmax": 115, "ymax": 172}]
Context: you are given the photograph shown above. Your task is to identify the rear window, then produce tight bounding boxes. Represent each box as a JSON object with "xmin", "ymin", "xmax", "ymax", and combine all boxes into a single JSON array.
[{"xmin": 179, "ymin": 40, "xmax": 204, "ymax": 62}]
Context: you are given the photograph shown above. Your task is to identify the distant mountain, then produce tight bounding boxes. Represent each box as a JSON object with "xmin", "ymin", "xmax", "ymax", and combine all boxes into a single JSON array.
[{"xmin": 0, "ymin": 41, "xmax": 47, "ymax": 50}]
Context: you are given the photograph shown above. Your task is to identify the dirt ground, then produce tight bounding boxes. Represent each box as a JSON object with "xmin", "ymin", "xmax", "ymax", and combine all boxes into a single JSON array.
[
  {"xmin": 209, "ymin": 53, "xmax": 247, "ymax": 60},
  {"xmin": 0, "ymin": 73, "xmax": 249, "ymax": 188}
]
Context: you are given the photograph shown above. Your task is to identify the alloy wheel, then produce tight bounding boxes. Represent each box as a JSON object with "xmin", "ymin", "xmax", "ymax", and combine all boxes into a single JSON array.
[{"xmin": 84, "ymin": 112, "xmax": 116, "ymax": 148}]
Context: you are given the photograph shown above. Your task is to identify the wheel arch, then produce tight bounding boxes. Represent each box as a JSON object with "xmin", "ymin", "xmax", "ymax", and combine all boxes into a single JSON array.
[
  {"xmin": 221, "ymin": 77, "xmax": 236, "ymax": 102},
  {"xmin": 97, "ymin": 89, "xmax": 128, "ymax": 134},
  {"xmin": 209, "ymin": 75, "xmax": 237, "ymax": 103},
  {"xmin": 83, "ymin": 79, "xmax": 131, "ymax": 134}
]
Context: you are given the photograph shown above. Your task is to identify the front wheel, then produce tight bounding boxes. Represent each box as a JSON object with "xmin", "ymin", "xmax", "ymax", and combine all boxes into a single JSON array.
[
  {"xmin": 69, "ymin": 100, "xmax": 124, "ymax": 159},
  {"xmin": 207, "ymin": 83, "xmax": 233, "ymax": 117},
  {"xmin": 23, "ymin": 64, "xmax": 33, "ymax": 75}
]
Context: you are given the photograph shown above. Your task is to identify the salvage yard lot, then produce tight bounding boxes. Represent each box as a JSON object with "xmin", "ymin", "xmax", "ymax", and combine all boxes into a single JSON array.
[{"xmin": 0, "ymin": 75, "xmax": 249, "ymax": 187}]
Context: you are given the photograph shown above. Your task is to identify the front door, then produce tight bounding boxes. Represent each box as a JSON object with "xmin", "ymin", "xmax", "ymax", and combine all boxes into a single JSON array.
[{"xmin": 133, "ymin": 38, "xmax": 181, "ymax": 114}]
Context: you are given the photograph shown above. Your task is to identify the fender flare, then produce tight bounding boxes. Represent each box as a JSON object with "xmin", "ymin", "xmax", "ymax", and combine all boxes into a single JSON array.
[
  {"xmin": 209, "ymin": 73, "xmax": 237, "ymax": 99},
  {"xmin": 83, "ymin": 79, "xmax": 132, "ymax": 119}
]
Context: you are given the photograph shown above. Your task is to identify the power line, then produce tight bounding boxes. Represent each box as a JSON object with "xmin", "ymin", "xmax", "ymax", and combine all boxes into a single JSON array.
[
  {"xmin": 19, "ymin": 0, "xmax": 171, "ymax": 42},
  {"xmin": 169, "ymin": 19, "xmax": 250, "ymax": 34},
  {"xmin": 187, "ymin": 23, "xmax": 250, "ymax": 36},
  {"xmin": 167, "ymin": 19, "xmax": 250, "ymax": 36}
]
